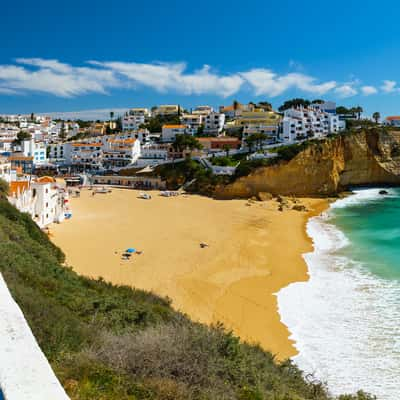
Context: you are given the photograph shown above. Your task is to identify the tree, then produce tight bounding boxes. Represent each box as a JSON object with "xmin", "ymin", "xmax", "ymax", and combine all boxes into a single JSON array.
[
  {"xmin": 244, "ymin": 135, "xmax": 257, "ymax": 153},
  {"xmin": 257, "ymin": 101, "xmax": 272, "ymax": 111},
  {"xmin": 30, "ymin": 112, "xmax": 35, "ymax": 122},
  {"xmin": 278, "ymin": 98, "xmax": 310, "ymax": 112},
  {"xmin": 14, "ymin": 130, "xmax": 31, "ymax": 145},
  {"xmin": 59, "ymin": 121, "xmax": 67, "ymax": 140},
  {"xmin": 222, "ymin": 144, "xmax": 231, "ymax": 158},
  {"xmin": 197, "ymin": 124, "xmax": 204, "ymax": 135},
  {"xmin": 372, "ymin": 112, "xmax": 380, "ymax": 124},
  {"xmin": 311, "ymin": 99, "xmax": 324, "ymax": 104},
  {"xmin": 172, "ymin": 134, "xmax": 203, "ymax": 154},
  {"xmin": 336, "ymin": 106, "xmax": 351, "ymax": 115},
  {"xmin": 355, "ymin": 106, "xmax": 363, "ymax": 120},
  {"xmin": 233, "ymin": 100, "xmax": 240, "ymax": 111},
  {"xmin": 110, "ymin": 111, "xmax": 114, "ymax": 121}
]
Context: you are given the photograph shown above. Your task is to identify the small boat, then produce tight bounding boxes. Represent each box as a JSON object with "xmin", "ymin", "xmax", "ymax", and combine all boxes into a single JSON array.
[
  {"xmin": 139, "ymin": 192, "xmax": 152, "ymax": 200},
  {"xmin": 94, "ymin": 187, "xmax": 112, "ymax": 194}
]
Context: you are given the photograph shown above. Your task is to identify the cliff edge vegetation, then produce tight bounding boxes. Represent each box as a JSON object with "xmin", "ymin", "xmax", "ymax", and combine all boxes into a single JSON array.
[
  {"xmin": 215, "ymin": 128, "xmax": 400, "ymax": 199},
  {"xmin": 0, "ymin": 181, "xmax": 375, "ymax": 400}
]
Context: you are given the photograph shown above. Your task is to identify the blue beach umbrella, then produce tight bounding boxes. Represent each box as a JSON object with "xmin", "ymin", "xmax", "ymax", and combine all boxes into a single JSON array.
[{"xmin": 126, "ymin": 248, "xmax": 136, "ymax": 253}]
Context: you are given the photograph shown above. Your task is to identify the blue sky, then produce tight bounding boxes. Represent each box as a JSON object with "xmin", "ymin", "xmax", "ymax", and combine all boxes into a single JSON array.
[{"xmin": 2, "ymin": 0, "xmax": 400, "ymax": 118}]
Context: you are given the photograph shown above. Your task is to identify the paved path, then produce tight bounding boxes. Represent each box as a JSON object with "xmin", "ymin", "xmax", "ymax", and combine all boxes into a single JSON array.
[{"xmin": 0, "ymin": 274, "xmax": 69, "ymax": 400}]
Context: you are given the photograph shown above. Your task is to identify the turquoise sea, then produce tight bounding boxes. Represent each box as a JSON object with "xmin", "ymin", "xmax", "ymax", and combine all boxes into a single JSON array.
[{"xmin": 277, "ymin": 188, "xmax": 400, "ymax": 399}]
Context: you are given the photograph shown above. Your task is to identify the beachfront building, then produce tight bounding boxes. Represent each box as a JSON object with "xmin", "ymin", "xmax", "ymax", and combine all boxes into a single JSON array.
[
  {"xmin": 203, "ymin": 112, "xmax": 225, "ymax": 135},
  {"xmin": 161, "ymin": 124, "xmax": 188, "ymax": 142},
  {"xmin": 69, "ymin": 142, "xmax": 103, "ymax": 170},
  {"xmin": 102, "ymin": 138, "xmax": 141, "ymax": 169},
  {"xmin": 152, "ymin": 105, "xmax": 180, "ymax": 116},
  {"xmin": 139, "ymin": 143, "xmax": 169, "ymax": 163},
  {"xmin": 91, "ymin": 174, "xmax": 166, "ymax": 190},
  {"xmin": 282, "ymin": 106, "xmax": 344, "ymax": 143},
  {"xmin": 7, "ymin": 177, "xmax": 70, "ymax": 228},
  {"xmin": 385, "ymin": 116, "xmax": 400, "ymax": 127}
]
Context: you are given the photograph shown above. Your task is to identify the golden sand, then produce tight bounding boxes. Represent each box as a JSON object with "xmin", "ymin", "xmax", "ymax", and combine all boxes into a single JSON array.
[{"xmin": 51, "ymin": 189, "xmax": 327, "ymax": 360}]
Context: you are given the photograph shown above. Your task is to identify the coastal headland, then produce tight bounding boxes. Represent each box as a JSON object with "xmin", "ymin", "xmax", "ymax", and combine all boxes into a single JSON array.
[{"xmin": 51, "ymin": 188, "xmax": 327, "ymax": 359}]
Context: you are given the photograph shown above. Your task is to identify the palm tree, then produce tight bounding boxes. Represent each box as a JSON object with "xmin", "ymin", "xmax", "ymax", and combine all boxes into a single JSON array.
[
  {"xmin": 372, "ymin": 112, "xmax": 381, "ymax": 124},
  {"xmin": 110, "ymin": 111, "xmax": 114, "ymax": 121},
  {"xmin": 355, "ymin": 106, "xmax": 363, "ymax": 120}
]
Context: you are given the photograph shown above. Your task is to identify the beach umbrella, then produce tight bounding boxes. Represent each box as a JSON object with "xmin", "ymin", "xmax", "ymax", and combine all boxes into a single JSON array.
[{"xmin": 126, "ymin": 248, "xmax": 136, "ymax": 253}]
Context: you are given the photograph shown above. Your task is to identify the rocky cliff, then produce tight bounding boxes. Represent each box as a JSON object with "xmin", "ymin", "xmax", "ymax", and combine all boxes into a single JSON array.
[{"xmin": 215, "ymin": 129, "xmax": 400, "ymax": 198}]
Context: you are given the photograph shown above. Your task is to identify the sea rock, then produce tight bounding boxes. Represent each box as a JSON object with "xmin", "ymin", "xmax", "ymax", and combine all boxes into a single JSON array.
[
  {"xmin": 257, "ymin": 192, "xmax": 273, "ymax": 201},
  {"xmin": 292, "ymin": 204, "xmax": 308, "ymax": 212},
  {"xmin": 379, "ymin": 190, "xmax": 389, "ymax": 195}
]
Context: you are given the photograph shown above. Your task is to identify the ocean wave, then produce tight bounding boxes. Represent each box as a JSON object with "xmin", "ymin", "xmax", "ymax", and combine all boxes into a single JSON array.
[
  {"xmin": 331, "ymin": 188, "xmax": 398, "ymax": 209},
  {"xmin": 276, "ymin": 191, "xmax": 400, "ymax": 399}
]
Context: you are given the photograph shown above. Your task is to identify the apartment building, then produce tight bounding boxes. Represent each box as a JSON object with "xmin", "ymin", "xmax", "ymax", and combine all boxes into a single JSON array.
[
  {"xmin": 161, "ymin": 124, "xmax": 187, "ymax": 141},
  {"xmin": 122, "ymin": 114, "xmax": 145, "ymax": 131},
  {"xmin": 21, "ymin": 139, "xmax": 47, "ymax": 165},
  {"xmin": 203, "ymin": 112, "xmax": 225, "ymax": 135},
  {"xmin": 152, "ymin": 105, "xmax": 180, "ymax": 116},
  {"xmin": 192, "ymin": 105, "xmax": 213, "ymax": 116},
  {"xmin": 102, "ymin": 138, "xmax": 141, "ymax": 168},
  {"xmin": 282, "ymin": 106, "xmax": 344, "ymax": 142},
  {"xmin": 180, "ymin": 114, "xmax": 202, "ymax": 135}
]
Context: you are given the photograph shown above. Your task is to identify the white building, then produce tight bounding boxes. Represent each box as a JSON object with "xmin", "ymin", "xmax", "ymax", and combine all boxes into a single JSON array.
[
  {"xmin": 203, "ymin": 112, "xmax": 225, "ymax": 135},
  {"xmin": 102, "ymin": 138, "xmax": 141, "ymax": 169},
  {"xmin": 127, "ymin": 108, "xmax": 150, "ymax": 117},
  {"xmin": 180, "ymin": 114, "xmax": 203, "ymax": 135},
  {"xmin": 161, "ymin": 124, "xmax": 187, "ymax": 142},
  {"xmin": 192, "ymin": 105, "xmax": 213, "ymax": 116},
  {"xmin": 385, "ymin": 116, "xmax": 400, "ymax": 127},
  {"xmin": 122, "ymin": 114, "xmax": 145, "ymax": 131},
  {"xmin": 282, "ymin": 106, "xmax": 344, "ymax": 143},
  {"xmin": 8, "ymin": 177, "xmax": 70, "ymax": 228},
  {"xmin": 22, "ymin": 139, "xmax": 47, "ymax": 165},
  {"xmin": 0, "ymin": 158, "xmax": 14, "ymax": 182},
  {"xmin": 152, "ymin": 105, "xmax": 180, "ymax": 116}
]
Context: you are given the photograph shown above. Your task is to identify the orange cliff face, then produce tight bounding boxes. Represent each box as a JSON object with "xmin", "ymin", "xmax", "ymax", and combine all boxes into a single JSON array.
[{"xmin": 215, "ymin": 129, "xmax": 400, "ymax": 198}]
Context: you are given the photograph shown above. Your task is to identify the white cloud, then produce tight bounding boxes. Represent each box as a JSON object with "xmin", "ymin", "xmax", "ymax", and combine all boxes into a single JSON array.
[
  {"xmin": 0, "ymin": 59, "xmax": 120, "ymax": 97},
  {"xmin": 381, "ymin": 80, "xmax": 397, "ymax": 93},
  {"xmin": 90, "ymin": 61, "xmax": 244, "ymax": 97},
  {"xmin": 240, "ymin": 69, "xmax": 336, "ymax": 97},
  {"xmin": 361, "ymin": 85, "xmax": 378, "ymax": 95},
  {"xmin": 335, "ymin": 84, "xmax": 358, "ymax": 98},
  {"xmin": 0, "ymin": 58, "xmax": 393, "ymax": 101}
]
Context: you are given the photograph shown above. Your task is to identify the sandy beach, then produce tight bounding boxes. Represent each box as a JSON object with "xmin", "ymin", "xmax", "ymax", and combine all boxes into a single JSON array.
[{"xmin": 51, "ymin": 188, "xmax": 327, "ymax": 360}]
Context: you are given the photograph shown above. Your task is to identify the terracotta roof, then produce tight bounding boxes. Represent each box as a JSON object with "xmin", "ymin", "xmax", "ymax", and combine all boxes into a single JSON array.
[
  {"xmin": 9, "ymin": 181, "xmax": 29, "ymax": 196},
  {"xmin": 109, "ymin": 138, "xmax": 136, "ymax": 144},
  {"xmin": 386, "ymin": 116, "xmax": 400, "ymax": 121},
  {"xmin": 9, "ymin": 155, "xmax": 34, "ymax": 161},
  {"xmin": 162, "ymin": 124, "xmax": 186, "ymax": 129},
  {"xmin": 36, "ymin": 176, "xmax": 56, "ymax": 184},
  {"xmin": 71, "ymin": 142, "xmax": 102, "ymax": 147}
]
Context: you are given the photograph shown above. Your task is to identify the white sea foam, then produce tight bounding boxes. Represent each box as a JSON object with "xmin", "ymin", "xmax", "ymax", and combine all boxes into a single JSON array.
[{"xmin": 276, "ymin": 189, "xmax": 400, "ymax": 399}]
